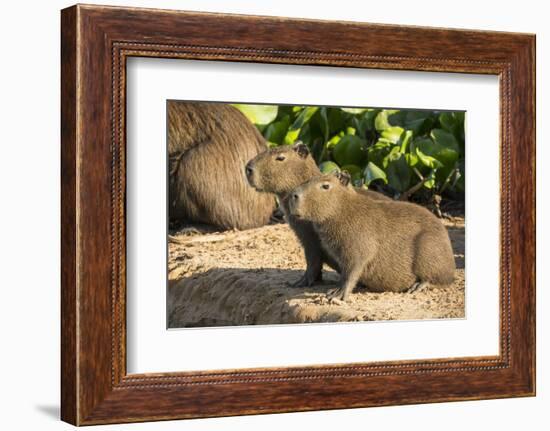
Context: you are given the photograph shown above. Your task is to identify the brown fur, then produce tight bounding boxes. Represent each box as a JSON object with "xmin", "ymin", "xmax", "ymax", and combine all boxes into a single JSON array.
[
  {"xmin": 245, "ymin": 142, "xmax": 390, "ymax": 287},
  {"xmin": 168, "ymin": 101, "xmax": 276, "ymax": 230},
  {"xmin": 289, "ymin": 172, "xmax": 456, "ymax": 300}
]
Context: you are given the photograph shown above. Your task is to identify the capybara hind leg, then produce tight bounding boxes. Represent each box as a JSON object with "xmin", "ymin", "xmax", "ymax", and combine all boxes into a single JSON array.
[{"xmin": 414, "ymin": 230, "xmax": 456, "ymax": 287}]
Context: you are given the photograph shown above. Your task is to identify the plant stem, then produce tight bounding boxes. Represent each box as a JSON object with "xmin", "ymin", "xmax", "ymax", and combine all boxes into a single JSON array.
[
  {"xmin": 439, "ymin": 167, "xmax": 459, "ymax": 195},
  {"xmin": 400, "ymin": 169, "xmax": 429, "ymax": 201}
]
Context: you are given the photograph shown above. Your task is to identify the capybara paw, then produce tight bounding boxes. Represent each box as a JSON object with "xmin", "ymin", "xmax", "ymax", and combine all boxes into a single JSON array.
[
  {"xmin": 327, "ymin": 287, "xmax": 348, "ymax": 302},
  {"xmin": 291, "ymin": 273, "xmax": 315, "ymax": 288},
  {"xmin": 407, "ymin": 281, "xmax": 429, "ymax": 294}
]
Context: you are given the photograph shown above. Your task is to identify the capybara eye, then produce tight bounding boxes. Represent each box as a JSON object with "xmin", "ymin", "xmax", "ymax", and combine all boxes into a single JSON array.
[
  {"xmin": 275, "ymin": 155, "xmax": 286, "ymax": 161},
  {"xmin": 322, "ymin": 183, "xmax": 330, "ymax": 190}
]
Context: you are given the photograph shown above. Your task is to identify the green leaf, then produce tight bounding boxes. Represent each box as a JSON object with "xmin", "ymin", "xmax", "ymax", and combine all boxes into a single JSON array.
[
  {"xmin": 386, "ymin": 154, "xmax": 411, "ymax": 192},
  {"xmin": 263, "ymin": 115, "xmax": 290, "ymax": 144},
  {"xmin": 438, "ymin": 112, "xmax": 456, "ymax": 133},
  {"xmin": 284, "ymin": 107, "xmax": 319, "ymax": 144},
  {"xmin": 284, "ymin": 129, "xmax": 300, "ymax": 145},
  {"xmin": 454, "ymin": 111, "xmax": 465, "ymax": 124},
  {"xmin": 375, "ymin": 109, "xmax": 435, "ymax": 135},
  {"xmin": 382, "ymin": 145, "xmax": 402, "ymax": 168},
  {"xmin": 319, "ymin": 161, "xmax": 340, "ymax": 174},
  {"xmin": 423, "ymin": 170, "xmax": 437, "ymax": 189},
  {"xmin": 405, "ymin": 152, "xmax": 419, "ymax": 167},
  {"xmin": 326, "ymin": 134, "xmax": 342, "ymax": 149},
  {"xmin": 413, "ymin": 132, "xmax": 459, "ymax": 182},
  {"xmin": 232, "ymin": 104, "xmax": 278, "ymax": 125},
  {"xmin": 291, "ymin": 107, "xmax": 319, "ymax": 130},
  {"xmin": 438, "ymin": 112, "xmax": 465, "ymax": 150},
  {"xmin": 374, "ymin": 110, "xmax": 401, "ymax": 131},
  {"xmin": 276, "ymin": 105, "xmax": 295, "ymax": 118},
  {"xmin": 430, "ymin": 128, "xmax": 459, "ymax": 152},
  {"xmin": 380, "ymin": 126, "xmax": 405, "ymax": 144},
  {"xmin": 377, "ymin": 138, "xmax": 395, "ymax": 146},
  {"xmin": 311, "ymin": 136, "xmax": 326, "ymax": 164},
  {"xmin": 400, "ymin": 130, "xmax": 413, "ymax": 153},
  {"xmin": 297, "ymin": 123, "xmax": 312, "ymax": 147},
  {"xmin": 413, "ymin": 137, "xmax": 436, "ymax": 153},
  {"xmin": 327, "ymin": 108, "xmax": 347, "ymax": 134},
  {"xmin": 340, "ymin": 108, "xmax": 369, "ymax": 114},
  {"xmin": 439, "ymin": 111, "xmax": 466, "ymax": 132},
  {"xmin": 430, "ymin": 129, "xmax": 460, "ymax": 177},
  {"xmin": 318, "ymin": 107, "xmax": 329, "ymax": 142},
  {"xmin": 415, "ymin": 147, "xmax": 443, "ymax": 169},
  {"xmin": 332, "ymin": 135, "xmax": 367, "ymax": 166},
  {"xmin": 415, "ymin": 135, "xmax": 458, "ymax": 168},
  {"xmin": 403, "ymin": 111, "xmax": 434, "ymax": 135},
  {"xmin": 363, "ymin": 162, "xmax": 387, "ymax": 185},
  {"xmin": 353, "ymin": 109, "xmax": 380, "ymax": 137},
  {"xmin": 367, "ymin": 139, "xmax": 393, "ymax": 167}
]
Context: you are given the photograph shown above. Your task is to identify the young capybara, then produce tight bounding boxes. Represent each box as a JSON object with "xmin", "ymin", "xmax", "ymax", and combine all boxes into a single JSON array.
[
  {"xmin": 288, "ymin": 171, "xmax": 455, "ymax": 301},
  {"xmin": 168, "ymin": 101, "xmax": 276, "ymax": 230},
  {"xmin": 245, "ymin": 142, "xmax": 389, "ymax": 287}
]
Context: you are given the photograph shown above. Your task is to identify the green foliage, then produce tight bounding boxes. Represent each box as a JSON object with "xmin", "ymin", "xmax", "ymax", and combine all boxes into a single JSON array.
[
  {"xmin": 234, "ymin": 104, "xmax": 465, "ymax": 200},
  {"xmin": 319, "ymin": 161, "xmax": 340, "ymax": 174},
  {"xmin": 333, "ymin": 135, "xmax": 367, "ymax": 166}
]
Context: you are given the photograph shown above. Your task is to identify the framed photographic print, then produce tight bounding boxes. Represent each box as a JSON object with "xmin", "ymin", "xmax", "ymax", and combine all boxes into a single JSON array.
[{"xmin": 61, "ymin": 4, "xmax": 536, "ymax": 425}]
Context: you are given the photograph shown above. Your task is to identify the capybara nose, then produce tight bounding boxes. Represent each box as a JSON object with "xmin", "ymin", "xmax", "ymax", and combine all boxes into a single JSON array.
[
  {"xmin": 245, "ymin": 163, "xmax": 253, "ymax": 178},
  {"xmin": 292, "ymin": 193, "xmax": 299, "ymax": 201}
]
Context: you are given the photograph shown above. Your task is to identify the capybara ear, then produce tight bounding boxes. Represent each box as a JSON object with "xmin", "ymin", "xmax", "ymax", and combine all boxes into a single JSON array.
[
  {"xmin": 329, "ymin": 169, "xmax": 341, "ymax": 179},
  {"xmin": 336, "ymin": 170, "xmax": 351, "ymax": 187},
  {"xmin": 293, "ymin": 141, "xmax": 310, "ymax": 158}
]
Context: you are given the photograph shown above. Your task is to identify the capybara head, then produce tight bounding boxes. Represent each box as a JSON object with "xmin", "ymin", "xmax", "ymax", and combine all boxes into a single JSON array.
[
  {"xmin": 245, "ymin": 142, "xmax": 320, "ymax": 195},
  {"xmin": 289, "ymin": 171, "xmax": 354, "ymax": 223}
]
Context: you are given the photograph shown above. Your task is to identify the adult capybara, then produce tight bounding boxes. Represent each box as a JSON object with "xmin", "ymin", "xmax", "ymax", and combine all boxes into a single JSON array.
[
  {"xmin": 168, "ymin": 101, "xmax": 276, "ymax": 230},
  {"xmin": 245, "ymin": 142, "xmax": 389, "ymax": 287},
  {"xmin": 289, "ymin": 171, "xmax": 455, "ymax": 301}
]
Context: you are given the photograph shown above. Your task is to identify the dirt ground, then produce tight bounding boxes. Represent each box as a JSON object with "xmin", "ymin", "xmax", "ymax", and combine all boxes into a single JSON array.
[{"xmin": 167, "ymin": 215, "xmax": 465, "ymax": 328}]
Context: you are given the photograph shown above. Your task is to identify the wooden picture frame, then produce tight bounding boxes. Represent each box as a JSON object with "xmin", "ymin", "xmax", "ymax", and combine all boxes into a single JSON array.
[{"xmin": 61, "ymin": 4, "xmax": 536, "ymax": 425}]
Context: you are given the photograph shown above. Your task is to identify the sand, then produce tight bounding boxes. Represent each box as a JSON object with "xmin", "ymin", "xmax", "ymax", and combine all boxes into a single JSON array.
[{"xmin": 167, "ymin": 216, "xmax": 465, "ymax": 328}]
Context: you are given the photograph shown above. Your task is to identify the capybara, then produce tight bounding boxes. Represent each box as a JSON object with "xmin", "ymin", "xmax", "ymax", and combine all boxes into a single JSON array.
[
  {"xmin": 168, "ymin": 101, "xmax": 276, "ymax": 230},
  {"xmin": 245, "ymin": 142, "xmax": 389, "ymax": 287},
  {"xmin": 288, "ymin": 171, "xmax": 455, "ymax": 301}
]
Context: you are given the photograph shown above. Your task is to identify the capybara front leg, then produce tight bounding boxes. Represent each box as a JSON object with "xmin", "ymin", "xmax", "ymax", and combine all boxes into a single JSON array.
[
  {"xmin": 327, "ymin": 266, "xmax": 363, "ymax": 302},
  {"xmin": 292, "ymin": 249, "xmax": 323, "ymax": 288}
]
